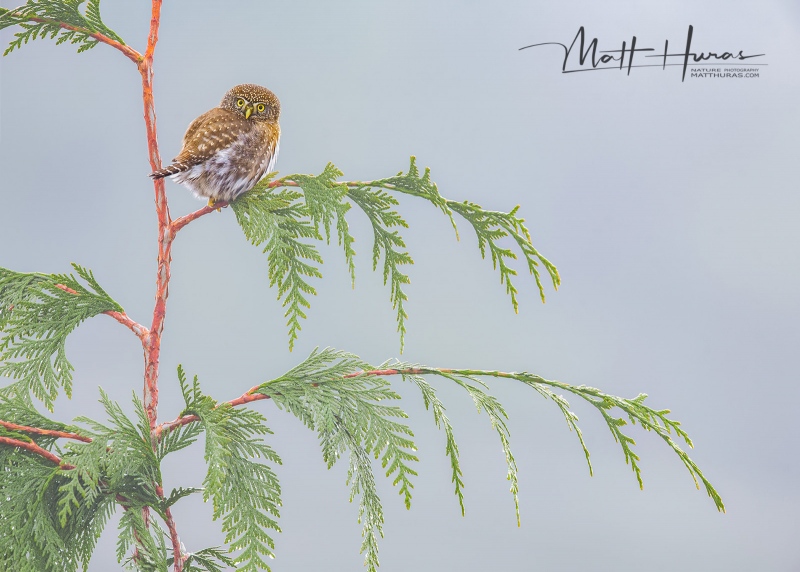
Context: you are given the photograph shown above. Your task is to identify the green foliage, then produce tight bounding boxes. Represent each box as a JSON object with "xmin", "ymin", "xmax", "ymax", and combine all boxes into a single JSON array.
[
  {"xmin": 117, "ymin": 510, "xmax": 169, "ymax": 572},
  {"xmin": 568, "ymin": 387, "xmax": 723, "ymax": 509},
  {"xmin": 290, "ymin": 163, "xmax": 357, "ymax": 284},
  {"xmin": 0, "ymin": 0, "xmax": 125, "ymax": 56},
  {"xmin": 0, "ymin": 391, "xmax": 80, "ymax": 448},
  {"xmin": 362, "ymin": 155, "xmax": 458, "ymax": 232},
  {"xmin": 234, "ymin": 346, "xmax": 724, "ymax": 572},
  {"xmin": 64, "ymin": 390, "xmax": 163, "ymax": 516},
  {"xmin": 449, "ymin": 201, "xmax": 559, "ymax": 308},
  {"xmin": 0, "ymin": 450, "xmax": 116, "ymax": 572},
  {"xmin": 156, "ymin": 421, "xmax": 202, "ymax": 462},
  {"xmin": 0, "ymin": 273, "xmax": 725, "ymax": 572},
  {"xmin": 0, "ymin": 264, "xmax": 123, "ymax": 410},
  {"xmin": 401, "ymin": 373, "xmax": 465, "ymax": 514},
  {"xmin": 232, "ymin": 157, "xmax": 558, "ymax": 352},
  {"xmin": 421, "ymin": 367, "xmax": 726, "ymax": 512},
  {"xmin": 0, "ymin": 392, "xmax": 151, "ymax": 572},
  {"xmin": 232, "ymin": 184, "xmax": 324, "ymax": 351},
  {"xmin": 256, "ymin": 348, "xmax": 419, "ymax": 571},
  {"xmin": 60, "ymin": 390, "xmax": 173, "ymax": 569},
  {"xmin": 169, "ymin": 547, "xmax": 235, "ymax": 572},
  {"xmin": 0, "ymin": 186, "xmax": 721, "ymax": 572},
  {"xmin": 178, "ymin": 366, "xmax": 283, "ymax": 572},
  {"xmin": 347, "ymin": 185, "xmax": 412, "ymax": 350},
  {"xmin": 1, "ymin": 387, "xmax": 196, "ymax": 572}
]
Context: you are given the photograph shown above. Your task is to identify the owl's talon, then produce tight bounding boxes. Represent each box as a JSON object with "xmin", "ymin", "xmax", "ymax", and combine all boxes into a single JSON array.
[{"xmin": 207, "ymin": 198, "xmax": 216, "ymax": 208}]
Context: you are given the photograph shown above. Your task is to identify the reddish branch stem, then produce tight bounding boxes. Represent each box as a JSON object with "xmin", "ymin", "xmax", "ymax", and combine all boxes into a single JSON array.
[
  {"xmin": 54, "ymin": 284, "xmax": 78, "ymax": 295},
  {"xmin": 137, "ymin": 0, "xmax": 169, "ymax": 435},
  {"xmin": 156, "ymin": 483, "xmax": 184, "ymax": 568},
  {"xmin": 105, "ymin": 311, "xmax": 150, "ymax": 340},
  {"xmin": 136, "ymin": 2, "xmax": 186, "ymax": 569},
  {"xmin": 0, "ymin": 420, "xmax": 92, "ymax": 443},
  {"xmin": 170, "ymin": 202, "xmax": 228, "ymax": 234},
  {"xmin": 25, "ymin": 15, "xmax": 143, "ymax": 63},
  {"xmin": 4, "ymin": 3, "xmax": 183, "ymax": 567},
  {"xmin": 343, "ymin": 368, "xmax": 434, "ymax": 378},
  {"xmin": 143, "ymin": 1, "xmax": 162, "ymax": 63},
  {"xmin": 0, "ymin": 436, "xmax": 145, "ymax": 546},
  {"xmin": 155, "ymin": 368, "xmax": 441, "ymax": 437},
  {"xmin": 168, "ymin": 178, "xmax": 295, "ymax": 233},
  {"xmin": 54, "ymin": 284, "xmax": 149, "ymax": 341},
  {"xmin": 0, "ymin": 435, "xmax": 74, "ymax": 468},
  {"xmin": 168, "ymin": 178, "xmax": 290, "ymax": 233}
]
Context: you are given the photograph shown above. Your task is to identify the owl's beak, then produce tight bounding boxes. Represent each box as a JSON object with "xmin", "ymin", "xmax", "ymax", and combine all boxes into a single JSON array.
[{"xmin": 244, "ymin": 104, "xmax": 253, "ymax": 120}]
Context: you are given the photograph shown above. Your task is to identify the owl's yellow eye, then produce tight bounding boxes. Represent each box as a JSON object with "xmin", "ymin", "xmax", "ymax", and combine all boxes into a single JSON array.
[
  {"xmin": 236, "ymin": 98, "xmax": 245, "ymax": 108},
  {"xmin": 257, "ymin": 103, "xmax": 266, "ymax": 113}
]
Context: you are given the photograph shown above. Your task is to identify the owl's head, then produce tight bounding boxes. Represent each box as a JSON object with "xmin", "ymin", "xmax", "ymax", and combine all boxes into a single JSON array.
[{"xmin": 220, "ymin": 84, "xmax": 280, "ymax": 121}]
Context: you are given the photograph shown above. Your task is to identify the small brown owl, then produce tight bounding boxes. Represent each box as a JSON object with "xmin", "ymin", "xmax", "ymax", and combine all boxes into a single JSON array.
[{"xmin": 150, "ymin": 84, "xmax": 280, "ymax": 206}]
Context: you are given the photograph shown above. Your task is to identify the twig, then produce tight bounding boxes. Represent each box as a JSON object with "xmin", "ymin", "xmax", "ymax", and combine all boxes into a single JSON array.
[
  {"xmin": 168, "ymin": 178, "xmax": 291, "ymax": 235},
  {"xmin": 155, "ymin": 484, "xmax": 185, "ymax": 569},
  {"xmin": 105, "ymin": 311, "xmax": 150, "ymax": 341},
  {"xmin": 155, "ymin": 368, "xmax": 438, "ymax": 436},
  {"xmin": 54, "ymin": 284, "xmax": 149, "ymax": 342},
  {"xmin": 154, "ymin": 384, "xmax": 264, "ymax": 437},
  {"xmin": 23, "ymin": 14, "xmax": 143, "ymax": 64},
  {"xmin": 170, "ymin": 202, "xmax": 228, "ymax": 234},
  {"xmin": 0, "ymin": 420, "xmax": 92, "ymax": 443},
  {"xmin": 0, "ymin": 434, "xmax": 75, "ymax": 468}
]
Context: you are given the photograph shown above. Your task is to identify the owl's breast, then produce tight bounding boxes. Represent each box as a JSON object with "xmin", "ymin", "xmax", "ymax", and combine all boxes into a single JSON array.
[{"xmin": 172, "ymin": 111, "xmax": 280, "ymax": 202}]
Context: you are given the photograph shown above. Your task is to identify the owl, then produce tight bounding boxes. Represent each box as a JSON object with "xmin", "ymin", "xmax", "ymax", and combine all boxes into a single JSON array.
[{"xmin": 150, "ymin": 84, "xmax": 281, "ymax": 207}]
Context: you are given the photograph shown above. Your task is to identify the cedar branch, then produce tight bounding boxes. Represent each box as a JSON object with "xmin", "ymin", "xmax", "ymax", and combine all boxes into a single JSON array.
[
  {"xmin": 22, "ymin": 14, "xmax": 143, "ymax": 63},
  {"xmin": 0, "ymin": 434, "xmax": 74, "ymax": 468},
  {"xmin": 53, "ymin": 283, "xmax": 149, "ymax": 341},
  {"xmin": 0, "ymin": 420, "xmax": 91, "ymax": 443},
  {"xmin": 155, "ymin": 368, "xmax": 435, "ymax": 437}
]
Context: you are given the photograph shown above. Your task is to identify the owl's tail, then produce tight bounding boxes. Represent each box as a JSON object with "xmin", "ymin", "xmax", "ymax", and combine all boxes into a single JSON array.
[{"xmin": 150, "ymin": 162, "xmax": 190, "ymax": 179}]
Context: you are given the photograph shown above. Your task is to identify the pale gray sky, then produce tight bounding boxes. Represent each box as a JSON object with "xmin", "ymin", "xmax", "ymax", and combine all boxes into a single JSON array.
[{"xmin": 1, "ymin": 1, "xmax": 798, "ymax": 571}]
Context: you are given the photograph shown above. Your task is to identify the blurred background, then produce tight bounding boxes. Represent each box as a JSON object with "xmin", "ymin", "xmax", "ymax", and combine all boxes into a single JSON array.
[{"xmin": 1, "ymin": 1, "xmax": 798, "ymax": 570}]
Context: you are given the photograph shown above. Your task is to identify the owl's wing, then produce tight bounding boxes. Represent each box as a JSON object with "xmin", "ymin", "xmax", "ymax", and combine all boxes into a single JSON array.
[{"xmin": 150, "ymin": 108, "xmax": 250, "ymax": 179}]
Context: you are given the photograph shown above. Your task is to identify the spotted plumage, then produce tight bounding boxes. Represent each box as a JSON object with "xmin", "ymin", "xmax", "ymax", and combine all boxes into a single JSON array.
[{"xmin": 150, "ymin": 84, "xmax": 281, "ymax": 205}]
